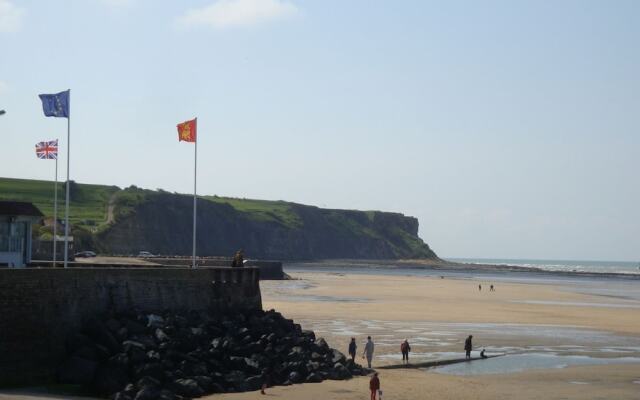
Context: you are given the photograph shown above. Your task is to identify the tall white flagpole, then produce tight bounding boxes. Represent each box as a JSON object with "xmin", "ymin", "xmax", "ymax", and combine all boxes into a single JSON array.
[
  {"xmin": 192, "ymin": 118, "xmax": 198, "ymax": 269},
  {"xmin": 63, "ymin": 90, "xmax": 70, "ymax": 268},
  {"xmin": 53, "ymin": 153, "xmax": 58, "ymax": 267}
]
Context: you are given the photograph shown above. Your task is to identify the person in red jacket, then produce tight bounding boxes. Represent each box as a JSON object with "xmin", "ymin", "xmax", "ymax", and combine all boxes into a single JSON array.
[{"xmin": 369, "ymin": 372, "xmax": 381, "ymax": 400}]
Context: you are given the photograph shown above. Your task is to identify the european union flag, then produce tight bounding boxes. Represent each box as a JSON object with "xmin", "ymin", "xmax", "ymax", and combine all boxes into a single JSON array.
[{"xmin": 38, "ymin": 90, "xmax": 70, "ymax": 118}]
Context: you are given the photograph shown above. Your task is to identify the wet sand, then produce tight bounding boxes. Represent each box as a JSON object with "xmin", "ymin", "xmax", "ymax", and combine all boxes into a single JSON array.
[
  {"xmin": 261, "ymin": 272, "xmax": 640, "ymax": 334},
  {"xmin": 209, "ymin": 271, "xmax": 640, "ymax": 400},
  {"xmin": 207, "ymin": 365, "xmax": 640, "ymax": 400}
]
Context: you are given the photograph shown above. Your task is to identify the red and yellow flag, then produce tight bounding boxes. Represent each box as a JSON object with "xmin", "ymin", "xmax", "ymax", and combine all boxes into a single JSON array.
[{"xmin": 177, "ymin": 118, "xmax": 197, "ymax": 143}]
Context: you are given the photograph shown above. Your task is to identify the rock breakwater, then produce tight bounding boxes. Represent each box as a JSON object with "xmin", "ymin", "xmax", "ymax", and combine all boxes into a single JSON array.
[{"xmin": 58, "ymin": 309, "xmax": 367, "ymax": 399}]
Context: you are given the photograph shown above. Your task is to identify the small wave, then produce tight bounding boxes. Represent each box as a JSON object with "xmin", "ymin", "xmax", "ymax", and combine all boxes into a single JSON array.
[{"xmin": 446, "ymin": 258, "xmax": 640, "ymax": 276}]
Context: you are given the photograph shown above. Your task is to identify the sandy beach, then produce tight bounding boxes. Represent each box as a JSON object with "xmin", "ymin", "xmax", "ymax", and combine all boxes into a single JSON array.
[
  {"xmin": 262, "ymin": 272, "xmax": 640, "ymax": 334},
  {"xmin": 211, "ymin": 271, "xmax": 640, "ymax": 400}
]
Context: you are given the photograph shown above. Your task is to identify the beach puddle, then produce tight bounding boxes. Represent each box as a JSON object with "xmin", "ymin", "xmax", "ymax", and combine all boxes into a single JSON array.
[
  {"xmin": 511, "ymin": 300, "xmax": 640, "ymax": 309},
  {"xmin": 432, "ymin": 353, "xmax": 640, "ymax": 375},
  {"xmin": 260, "ymin": 280, "xmax": 371, "ymax": 303},
  {"xmin": 295, "ymin": 318, "xmax": 640, "ymax": 376}
]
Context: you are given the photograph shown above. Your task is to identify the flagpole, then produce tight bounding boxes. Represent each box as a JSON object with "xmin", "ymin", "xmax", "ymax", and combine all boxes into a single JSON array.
[
  {"xmin": 63, "ymin": 90, "xmax": 70, "ymax": 268},
  {"xmin": 191, "ymin": 118, "xmax": 198, "ymax": 268},
  {"xmin": 192, "ymin": 118, "xmax": 198, "ymax": 269},
  {"xmin": 53, "ymin": 155, "xmax": 58, "ymax": 267}
]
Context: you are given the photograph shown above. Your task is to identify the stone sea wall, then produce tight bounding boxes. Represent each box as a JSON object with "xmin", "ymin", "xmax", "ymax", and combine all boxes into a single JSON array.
[{"xmin": 0, "ymin": 267, "xmax": 261, "ymax": 386}]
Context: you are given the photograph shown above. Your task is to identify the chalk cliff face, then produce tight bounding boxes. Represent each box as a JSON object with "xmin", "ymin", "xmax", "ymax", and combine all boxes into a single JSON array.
[{"xmin": 96, "ymin": 190, "xmax": 438, "ymax": 260}]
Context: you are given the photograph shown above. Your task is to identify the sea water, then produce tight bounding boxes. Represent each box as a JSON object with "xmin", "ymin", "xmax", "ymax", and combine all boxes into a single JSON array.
[{"xmin": 447, "ymin": 258, "xmax": 640, "ymax": 275}]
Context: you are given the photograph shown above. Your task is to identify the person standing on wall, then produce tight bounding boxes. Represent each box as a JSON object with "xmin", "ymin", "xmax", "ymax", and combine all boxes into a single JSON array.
[{"xmin": 231, "ymin": 249, "xmax": 244, "ymax": 267}]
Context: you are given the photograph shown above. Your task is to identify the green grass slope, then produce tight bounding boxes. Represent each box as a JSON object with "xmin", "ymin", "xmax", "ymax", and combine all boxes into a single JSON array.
[{"xmin": 0, "ymin": 177, "xmax": 118, "ymax": 229}]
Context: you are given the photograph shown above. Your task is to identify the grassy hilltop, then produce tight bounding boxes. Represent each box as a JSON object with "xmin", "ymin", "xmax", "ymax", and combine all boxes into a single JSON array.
[
  {"xmin": 0, "ymin": 178, "xmax": 118, "ymax": 228},
  {"xmin": 0, "ymin": 177, "xmax": 438, "ymax": 260}
]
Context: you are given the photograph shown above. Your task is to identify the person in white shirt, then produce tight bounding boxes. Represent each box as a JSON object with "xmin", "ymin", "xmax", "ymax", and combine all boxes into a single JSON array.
[{"xmin": 362, "ymin": 336, "xmax": 375, "ymax": 368}]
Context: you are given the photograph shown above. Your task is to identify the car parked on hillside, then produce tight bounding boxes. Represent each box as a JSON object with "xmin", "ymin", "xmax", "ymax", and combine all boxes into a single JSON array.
[{"xmin": 74, "ymin": 250, "xmax": 96, "ymax": 258}]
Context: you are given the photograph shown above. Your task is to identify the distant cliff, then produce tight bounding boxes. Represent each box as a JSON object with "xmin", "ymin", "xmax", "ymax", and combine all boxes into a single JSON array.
[
  {"xmin": 0, "ymin": 177, "xmax": 439, "ymax": 260},
  {"xmin": 97, "ymin": 187, "xmax": 437, "ymax": 260}
]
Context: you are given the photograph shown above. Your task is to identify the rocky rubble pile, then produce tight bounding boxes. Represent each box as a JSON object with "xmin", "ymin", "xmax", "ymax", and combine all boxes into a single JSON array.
[{"xmin": 58, "ymin": 309, "xmax": 368, "ymax": 399}]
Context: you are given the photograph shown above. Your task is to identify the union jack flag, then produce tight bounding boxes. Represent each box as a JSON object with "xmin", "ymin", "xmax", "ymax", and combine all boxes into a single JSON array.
[{"xmin": 35, "ymin": 139, "xmax": 58, "ymax": 160}]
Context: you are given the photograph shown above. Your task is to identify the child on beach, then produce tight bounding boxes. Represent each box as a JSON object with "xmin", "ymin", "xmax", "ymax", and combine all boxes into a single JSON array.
[{"xmin": 369, "ymin": 373, "xmax": 380, "ymax": 400}]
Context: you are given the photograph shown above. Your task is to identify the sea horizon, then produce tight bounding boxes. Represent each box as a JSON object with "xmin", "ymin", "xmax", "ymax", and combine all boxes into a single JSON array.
[{"xmin": 445, "ymin": 257, "xmax": 640, "ymax": 275}]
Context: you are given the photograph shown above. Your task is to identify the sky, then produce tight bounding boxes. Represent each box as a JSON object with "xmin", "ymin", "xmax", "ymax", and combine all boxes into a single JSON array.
[{"xmin": 1, "ymin": 0, "xmax": 639, "ymax": 261}]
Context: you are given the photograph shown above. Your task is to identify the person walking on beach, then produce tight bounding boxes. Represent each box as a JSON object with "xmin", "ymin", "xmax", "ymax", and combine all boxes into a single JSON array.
[
  {"xmin": 369, "ymin": 372, "xmax": 380, "ymax": 400},
  {"xmin": 490, "ymin": 284, "xmax": 495, "ymax": 292},
  {"xmin": 478, "ymin": 284, "xmax": 482, "ymax": 291},
  {"xmin": 464, "ymin": 335, "xmax": 473, "ymax": 359},
  {"xmin": 348, "ymin": 337, "xmax": 357, "ymax": 362},
  {"xmin": 363, "ymin": 336, "xmax": 375, "ymax": 368},
  {"xmin": 401, "ymin": 339, "xmax": 411, "ymax": 364}
]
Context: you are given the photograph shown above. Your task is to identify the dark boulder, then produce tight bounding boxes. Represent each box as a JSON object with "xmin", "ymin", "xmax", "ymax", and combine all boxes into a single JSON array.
[
  {"xmin": 245, "ymin": 375, "xmax": 264, "ymax": 391},
  {"xmin": 224, "ymin": 370, "xmax": 247, "ymax": 386},
  {"xmin": 288, "ymin": 371, "xmax": 303, "ymax": 384},
  {"xmin": 112, "ymin": 392, "xmax": 132, "ymax": 400},
  {"xmin": 155, "ymin": 328, "xmax": 170, "ymax": 342},
  {"xmin": 193, "ymin": 375, "xmax": 213, "ymax": 391},
  {"xmin": 330, "ymin": 349, "xmax": 347, "ymax": 364},
  {"xmin": 125, "ymin": 319, "xmax": 147, "ymax": 336},
  {"xmin": 316, "ymin": 338, "xmax": 329, "ymax": 348},
  {"xmin": 133, "ymin": 362, "xmax": 164, "ymax": 381},
  {"xmin": 170, "ymin": 378, "xmax": 204, "ymax": 398},
  {"xmin": 330, "ymin": 363, "xmax": 352, "ymax": 380},
  {"xmin": 133, "ymin": 386, "xmax": 160, "ymax": 400},
  {"xmin": 158, "ymin": 389, "xmax": 183, "ymax": 400},
  {"xmin": 306, "ymin": 372, "xmax": 323, "ymax": 383}
]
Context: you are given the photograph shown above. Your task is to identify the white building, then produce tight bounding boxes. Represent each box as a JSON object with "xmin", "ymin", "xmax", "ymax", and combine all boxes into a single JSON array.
[{"xmin": 0, "ymin": 201, "xmax": 43, "ymax": 267}]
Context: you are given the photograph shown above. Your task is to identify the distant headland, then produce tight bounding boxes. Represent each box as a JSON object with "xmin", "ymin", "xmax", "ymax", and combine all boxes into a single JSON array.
[{"xmin": 0, "ymin": 177, "xmax": 439, "ymax": 261}]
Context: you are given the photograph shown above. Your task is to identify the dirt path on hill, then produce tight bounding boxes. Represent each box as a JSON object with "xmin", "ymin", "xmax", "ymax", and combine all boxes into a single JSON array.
[{"xmin": 106, "ymin": 191, "xmax": 118, "ymax": 224}]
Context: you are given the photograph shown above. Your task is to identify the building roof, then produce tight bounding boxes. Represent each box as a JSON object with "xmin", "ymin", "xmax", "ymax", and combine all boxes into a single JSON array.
[{"xmin": 0, "ymin": 201, "xmax": 44, "ymax": 217}]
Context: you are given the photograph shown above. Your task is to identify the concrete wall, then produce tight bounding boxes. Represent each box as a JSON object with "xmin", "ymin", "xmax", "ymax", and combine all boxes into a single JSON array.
[
  {"xmin": 0, "ymin": 267, "xmax": 261, "ymax": 386},
  {"xmin": 151, "ymin": 257, "xmax": 286, "ymax": 279}
]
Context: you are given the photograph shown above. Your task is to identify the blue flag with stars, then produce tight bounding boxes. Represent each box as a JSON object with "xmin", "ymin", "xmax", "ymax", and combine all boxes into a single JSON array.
[{"xmin": 38, "ymin": 90, "xmax": 70, "ymax": 118}]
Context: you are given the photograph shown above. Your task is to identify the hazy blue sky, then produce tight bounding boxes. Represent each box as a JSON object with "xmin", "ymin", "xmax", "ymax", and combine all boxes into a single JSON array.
[{"xmin": 1, "ymin": 0, "xmax": 639, "ymax": 261}]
